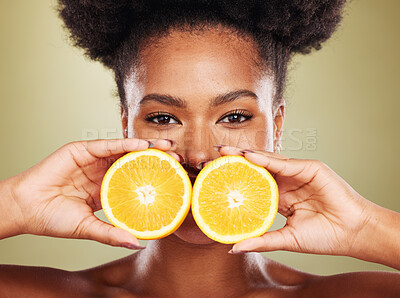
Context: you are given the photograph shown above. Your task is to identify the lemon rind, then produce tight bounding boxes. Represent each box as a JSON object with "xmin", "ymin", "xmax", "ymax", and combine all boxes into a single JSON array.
[
  {"xmin": 101, "ymin": 149, "xmax": 192, "ymax": 239},
  {"xmin": 191, "ymin": 155, "xmax": 279, "ymax": 244}
]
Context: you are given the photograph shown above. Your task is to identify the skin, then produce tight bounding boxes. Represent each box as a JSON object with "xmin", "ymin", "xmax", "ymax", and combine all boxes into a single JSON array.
[
  {"xmin": 0, "ymin": 25, "xmax": 399, "ymax": 297},
  {"xmin": 123, "ymin": 26, "xmax": 281, "ymax": 246}
]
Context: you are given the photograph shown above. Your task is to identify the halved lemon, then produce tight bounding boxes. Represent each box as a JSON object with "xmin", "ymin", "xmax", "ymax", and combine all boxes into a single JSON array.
[
  {"xmin": 192, "ymin": 155, "xmax": 279, "ymax": 244},
  {"xmin": 101, "ymin": 149, "xmax": 192, "ymax": 239}
]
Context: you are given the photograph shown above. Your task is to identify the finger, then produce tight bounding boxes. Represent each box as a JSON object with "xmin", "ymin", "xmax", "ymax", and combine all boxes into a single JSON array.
[
  {"xmin": 240, "ymin": 151, "xmax": 316, "ymax": 182},
  {"xmin": 65, "ymin": 139, "xmax": 150, "ymax": 167},
  {"xmin": 66, "ymin": 138, "xmax": 176, "ymax": 168},
  {"xmin": 78, "ymin": 216, "xmax": 145, "ymax": 250},
  {"xmin": 214, "ymin": 145, "xmax": 295, "ymax": 182},
  {"xmin": 165, "ymin": 150, "xmax": 183, "ymax": 164},
  {"xmin": 145, "ymin": 138, "xmax": 175, "ymax": 151},
  {"xmin": 203, "ymin": 160, "xmax": 212, "ymax": 168},
  {"xmin": 244, "ymin": 150, "xmax": 290, "ymax": 160},
  {"xmin": 103, "ymin": 139, "xmax": 173, "ymax": 167},
  {"xmin": 214, "ymin": 145, "xmax": 243, "ymax": 156},
  {"xmin": 216, "ymin": 145, "xmax": 289, "ymax": 160},
  {"xmin": 230, "ymin": 227, "xmax": 296, "ymax": 253}
]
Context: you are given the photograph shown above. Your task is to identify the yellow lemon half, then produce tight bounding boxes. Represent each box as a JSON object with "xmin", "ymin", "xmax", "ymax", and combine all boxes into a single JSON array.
[
  {"xmin": 191, "ymin": 155, "xmax": 279, "ymax": 244},
  {"xmin": 101, "ymin": 149, "xmax": 192, "ymax": 239}
]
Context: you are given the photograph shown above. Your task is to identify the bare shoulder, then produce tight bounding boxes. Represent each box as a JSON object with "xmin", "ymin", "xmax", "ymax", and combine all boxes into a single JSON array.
[
  {"xmin": 250, "ymin": 256, "xmax": 400, "ymax": 298},
  {"xmin": 301, "ymin": 270, "xmax": 400, "ymax": 297},
  {"xmin": 0, "ymin": 264, "xmax": 92, "ymax": 297},
  {"xmin": 0, "ymin": 252, "xmax": 141, "ymax": 297},
  {"xmin": 261, "ymin": 257, "xmax": 319, "ymax": 287},
  {"xmin": 79, "ymin": 252, "xmax": 139, "ymax": 287}
]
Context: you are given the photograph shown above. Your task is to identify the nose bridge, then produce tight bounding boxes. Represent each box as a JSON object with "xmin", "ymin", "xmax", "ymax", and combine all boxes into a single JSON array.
[{"xmin": 183, "ymin": 120, "xmax": 215, "ymax": 168}]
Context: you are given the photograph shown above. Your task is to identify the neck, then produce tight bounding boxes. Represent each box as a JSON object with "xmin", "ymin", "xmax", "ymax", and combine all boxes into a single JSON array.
[{"xmin": 133, "ymin": 234, "xmax": 269, "ymax": 297}]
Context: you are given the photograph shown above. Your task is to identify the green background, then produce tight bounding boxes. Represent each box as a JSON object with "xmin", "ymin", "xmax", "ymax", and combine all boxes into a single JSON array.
[{"xmin": 0, "ymin": 0, "xmax": 398, "ymax": 274}]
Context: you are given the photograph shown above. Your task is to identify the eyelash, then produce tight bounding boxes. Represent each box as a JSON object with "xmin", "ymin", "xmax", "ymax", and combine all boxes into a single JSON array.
[
  {"xmin": 144, "ymin": 109, "xmax": 253, "ymax": 126},
  {"xmin": 217, "ymin": 109, "xmax": 253, "ymax": 125},
  {"xmin": 144, "ymin": 111, "xmax": 181, "ymax": 126}
]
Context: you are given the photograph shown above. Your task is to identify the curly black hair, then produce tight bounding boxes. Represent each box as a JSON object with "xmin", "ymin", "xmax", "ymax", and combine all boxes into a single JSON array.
[{"xmin": 57, "ymin": 0, "xmax": 346, "ymax": 111}]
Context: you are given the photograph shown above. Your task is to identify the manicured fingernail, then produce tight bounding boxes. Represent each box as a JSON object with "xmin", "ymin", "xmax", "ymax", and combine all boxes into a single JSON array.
[
  {"xmin": 121, "ymin": 243, "xmax": 146, "ymax": 250},
  {"xmin": 176, "ymin": 153, "xmax": 184, "ymax": 163},
  {"xmin": 163, "ymin": 139, "xmax": 175, "ymax": 146},
  {"xmin": 147, "ymin": 141, "xmax": 155, "ymax": 148},
  {"xmin": 196, "ymin": 161, "xmax": 206, "ymax": 170},
  {"xmin": 228, "ymin": 249, "xmax": 246, "ymax": 255},
  {"xmin": 213, "ymin": 144, "xmax": 227, "ymax": 152},
  {"xmin": 240, "ymin": 149, "xmax": 254, "ymax": 154}
]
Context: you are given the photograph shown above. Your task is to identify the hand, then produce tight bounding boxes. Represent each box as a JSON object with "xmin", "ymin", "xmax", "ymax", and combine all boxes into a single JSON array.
[
  {"xmin": 217, "ymin": 146, "xmax": 400, "ymax": 269},
  {"xmin": 0, "ymin": 138, "xmax": 180, "ymax": 249}
]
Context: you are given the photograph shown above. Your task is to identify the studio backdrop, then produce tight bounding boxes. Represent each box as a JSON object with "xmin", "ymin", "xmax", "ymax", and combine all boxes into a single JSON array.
[{"xmin": 0, "ymin": 0, "xmax": 399, "ymax": 274}]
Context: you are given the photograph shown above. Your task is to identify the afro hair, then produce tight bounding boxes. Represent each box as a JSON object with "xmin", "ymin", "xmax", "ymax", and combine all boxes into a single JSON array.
[{"xmin": 58, "ymin": 0, "xmax": 346, "ymax": 109}]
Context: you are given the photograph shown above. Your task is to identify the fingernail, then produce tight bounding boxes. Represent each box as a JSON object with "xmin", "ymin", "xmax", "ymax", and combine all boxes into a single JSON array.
[
  {"xmin": 213, "ymin": 144, "xmax": 227, "ymax": 152},
  {"xmin": 176, "ymin": 153, "xmax": 184, "ymax": 163},
  {"xmin": 163, "ymin": 139, "xmax": 175, "ymax": 146},
  {"xmin": 228, "ymin": 249, "xmax": 246, "ymax": 255},
  {"xmin": 240, "ymin": 149, "xmax": 254, "ymax": 154},
  {"xmin": 121, "ymin": 243, "xmax": 146, "ymax": 250},
  {"xmin": 196, "ymin": 161, "xmax": 206, "ymax": 170},
  {"xmin": 147, "ymin": 141, "xmax": 155, "ymax": 148}
]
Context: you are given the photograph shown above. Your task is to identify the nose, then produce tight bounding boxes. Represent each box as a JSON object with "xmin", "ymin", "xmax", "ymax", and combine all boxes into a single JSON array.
[
  {"xmin": 185, "ymin": 149, "xmax": 208, "ymax": 171},
  {"xmin": 182, "ymin": 150, "xmax": 211, "ymax": 186},
  {"xmin": 181, "ymin": 125, "xmax": 216, "ymax": 172}
]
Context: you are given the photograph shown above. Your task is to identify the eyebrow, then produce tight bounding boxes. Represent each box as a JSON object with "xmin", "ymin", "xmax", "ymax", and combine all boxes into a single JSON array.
[
  {"xmin": 138, "ymin": 89, "xmax": 258, "ymax": 108},
  {"xmin": 211, "ymin": 90, "xmax": 259, "ymax": 107}
]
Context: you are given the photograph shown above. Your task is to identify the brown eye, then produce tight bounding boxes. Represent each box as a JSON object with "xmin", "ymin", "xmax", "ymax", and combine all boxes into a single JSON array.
[
  {"xmin": 217, "ymin": 110, "xmax": 253, "ymax": 124},
  {"xmin": 145, "ymin": 112, "xmax": 180, "ymax": 126},
  {"xmin": 226, "ymin": 114, "xmax": 244, "ymax": 123},
  {"xmin": 156, "ymin": 115, "xmax": 174, "ymax": 124}
]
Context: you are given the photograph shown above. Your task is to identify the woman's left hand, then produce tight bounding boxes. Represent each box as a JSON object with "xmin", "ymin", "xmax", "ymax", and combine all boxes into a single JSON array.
[
  {"xmin": 0, "ymin": 138, "xmax": 177, "ymax": 249},
  {"xmin": 216, "ymin": 146, "xmax": 400, "ymax": 270}
]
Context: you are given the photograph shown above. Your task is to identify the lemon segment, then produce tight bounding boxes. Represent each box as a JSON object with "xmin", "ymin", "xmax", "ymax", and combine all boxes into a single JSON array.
[
  {"xmin": 191, "ymin": 155, "xmax": 279, "ymax": 244},
  {"xmin": 101, "ymin": 149, "xmax": 192, "ymax": 239}
]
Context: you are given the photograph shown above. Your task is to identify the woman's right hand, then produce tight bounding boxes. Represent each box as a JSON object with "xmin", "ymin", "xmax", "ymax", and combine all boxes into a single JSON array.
[
  {"xmin": 0, "ymin": 138, "xmax": 179, "ymax": 249},
  {"xmin": 218, "ymin": 146, "xmax": 400, "ymax": 270}
]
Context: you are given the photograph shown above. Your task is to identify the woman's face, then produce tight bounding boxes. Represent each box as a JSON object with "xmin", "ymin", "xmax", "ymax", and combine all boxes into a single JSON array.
[{"xmin": 122, "ymin": 26, "xmax": 284, "ymax": 245}]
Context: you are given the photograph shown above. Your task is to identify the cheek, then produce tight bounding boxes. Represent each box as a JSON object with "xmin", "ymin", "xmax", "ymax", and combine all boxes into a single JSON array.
[
  {"xmin": 218, "ymin": 111, "xmax": 273, "ymax": 151},
  {"xmin": 211, "ymin": 128, "xmax": 273, "ymax": 151},
  {"xmin": 132, "ymin": 121, "xmax": 165, "ymax": 139},
  {"xmin": 132, "ymin": 119, "xmax": 184, "ymax": 141},
  {"xmin": 130, "ymin": 118, "xmax": 274, "ymax": 151},
  {"xmin": 262, "ymin": 114, "xmax": 275, "ymax": 151},
  {"xmin": 254, "ymin": 130, "xmax": 274, "ymax": 151},
  {"xmin": 128, "ymin": 107, "xmax": 274, "ymax": 151},
  {"xmin": 252, "ymin": 77, "xmax": 275, "ymax": 151}
]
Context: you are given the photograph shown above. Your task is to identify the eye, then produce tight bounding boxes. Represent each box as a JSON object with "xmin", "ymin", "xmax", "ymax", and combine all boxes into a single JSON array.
[
  {"xmin": 145, "ymin": 112, "xmax": 181, "ymax": 126},
  {"xmin": 217, "ymin": 109, "xmax": 253, "ymax": 124}
]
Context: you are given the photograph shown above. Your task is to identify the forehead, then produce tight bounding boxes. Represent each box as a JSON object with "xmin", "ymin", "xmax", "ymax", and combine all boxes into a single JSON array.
[
  {"xmin": 124, "ymin": 27, "xmax": 274, "ymax": 116},
  {"xmin": 125, "ymin": 26, "xmax": 272, "ymax": 109}
]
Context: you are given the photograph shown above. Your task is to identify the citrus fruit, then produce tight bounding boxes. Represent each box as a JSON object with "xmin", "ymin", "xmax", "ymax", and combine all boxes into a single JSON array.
[
  {"xmin": 191, "ymin": 155, "xmax": 279, "ymax": 244},
  {"xmin": 100, "ymin": 148, "xmax": 192, "ymax": 239}
]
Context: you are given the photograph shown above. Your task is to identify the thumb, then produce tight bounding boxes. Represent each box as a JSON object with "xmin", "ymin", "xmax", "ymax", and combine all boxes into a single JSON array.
[
  {"xmin": 78, "ymin": 216, "xmax": 145, "ymax": 250},
  {"xmin": 230, "ymin": 228, "xmax": 295, "ymax": 253}
]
